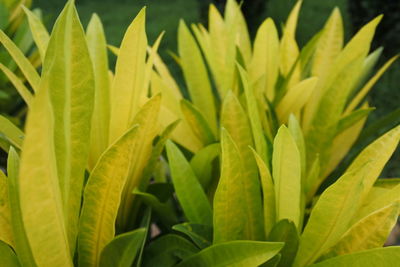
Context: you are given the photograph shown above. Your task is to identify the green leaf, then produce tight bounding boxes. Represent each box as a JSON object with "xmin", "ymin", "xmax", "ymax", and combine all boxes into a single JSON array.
[
  {"xmin": 78, "ymin": 125, "xmax": 139, "ymax": 267},
  {"xmin": 251, "ymin": 148, "xmax": 276, "ymax": 236},
  {"xmin": 0, "ymin": 115, "xmax": 24, "ymax": 150},
  {"xmin": 132, "ymin": 188, "xmax": 177, "ymax": 227},
  {"xmin": 143, "ymin": 234, "xmax": 199, "ymax": 267},
  {"xmin": 172, "ymin": 223, "xmax": 212, "ymax": 249},
  {"xmin": 322, "ymin": 202, "xmax": 400, "ymax": 259},
  {"xmin": 176, "ymin": 240, "xmax": 284, "ymax": 267},
  {"xmin": 180, "ymin": 99, "xmax": 216, "ymax": 145},
  {"xmin": 178, "ymin": 20, "xmax": 217, "ymax": 133},
  {"xmin": 166, "ymin": 140, "xmax": 212, "ymax": 225},
  {"xmin": 41, "ymin": 1, "xmax": 95, "ymax": 253},
  {"xmin": 268, "ymin": 220, "xmax": 300, "ymax": 267},
  {"xmin": 7, "ymin": 148, "xmax": 37, "ymax": 267},
  {"xmin": 293, "ymin": 164, "xmax": 371, "ymax": 267},
  {"xmin": 21, "ymin": 6, "xmax": 49, "ymax": 61},
  {"xmin": 190, "ymin": 143, "xmax": 220, "ymax": 190},
  {"xmin": 0, "ymin": 29, "xmax": 40, "ymax": 92},
  {"xmin": 86, "ymin": 13, "xmax": 111, "ymax": 170},
  {"xmin": 99, "ymin": 228, "xmax": 146, "ymax": 267},
  {"xmin": 336, "ymin": 108, "xmax": 374, "ymax": 135},
  {"xmin": 310, "ymin": 247, "xmax": 400, "ymax": 267},
  {"xmin": 220, "ymin": 91, "xmax": 264, "ymax": 240},
  {"xmin": 213, "ymin": 129, "xmax": 246, "ymax": 243},
  {"xmin": 272, "ymin": 125, "xmax": 301, "ymax": 227},
  {"xmin": 109, "ymin": 8, "xmax": 147, "ymax": 142},
  {"xmin": 0, "ymin": 240, "xmax": 21, "ymax": 267},
  {"xmin": 288, "ymin": 115, "xmax": 306, "ymax": 185}
]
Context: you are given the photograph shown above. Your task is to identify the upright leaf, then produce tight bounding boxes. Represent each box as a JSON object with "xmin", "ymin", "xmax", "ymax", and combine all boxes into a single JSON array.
[
  {"xmin": 41, "ymin": 1, "xmax": 95, "ymax": 253},
  {"xmin": 221, "ymin": 92, "xmax": 264, "ymax": 240},
  {"xmin": 272, "ymin": 126, "xmax": 301, "ymax": 227},
  {"xmin": 86, "ymin": 14, "xmax": 111, "ymax": 170},
  {"xmin": 78, "ymin": 126, "xmax": 139, "ymax": 267},
  {"xmin": 213, "ymin": 129, "xmax": 246, "ymax": 243},
  {"xmin": 166, "ymin": 140, "xmax": 212, "ymax": 225},
  {"xmin": 178, "ymin": 20, "xmax": 217, "ymax": 133}
]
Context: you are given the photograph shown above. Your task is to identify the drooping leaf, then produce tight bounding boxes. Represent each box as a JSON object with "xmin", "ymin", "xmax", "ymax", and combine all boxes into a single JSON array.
[
  {"xmin": 78, "ymin": 126, "xmax": 139, "ymax": 267},
  {"xmin": 166, "ymin": 140, "xmax": 212, "ymax": 226},
  {"xmin": 99, "ymin": 228, "xmax": 146, "ymax": 267},
  {"xmin": 176, "ymin": 241, "xmax": 284, "ymax": 267}
]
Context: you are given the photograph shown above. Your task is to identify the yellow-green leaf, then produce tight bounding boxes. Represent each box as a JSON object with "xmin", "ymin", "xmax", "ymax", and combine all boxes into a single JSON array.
[
  {"xmin": 19, "ymin": 81, "xmax": 72, "ymax": 266},
  {"xmin": 7, "ymin": 148, "xmax": 37, "ymax": 267},
  {"xmin": 41, "ymin": 1, "xmax": 95, "ymax": 253},
  {"xmin": 310, "ymin": 247, "xmax": 400, "ymax": 267},
  {"xmin": 0, "ymin": 170, "xmax": 13, "ymax": 248},
  {"xmin": 250, "ymin": 18, "xmax": 279, "ymax": 100},
  {"xmin": 0, "ymin": 63, "xmax": 33, "ymax": 107},
  {"xmin": 178, "ymin": 20, "xmax": 217, "ymax": 133},
  {"xmin": 78, "ymin": 125, "xmax": 139, "ymax": 267},
  {"xmin": 293, "ymin": 164, "xmax": 370, "ymax": 267},
  {"xmin": 323, "ymin": 202, "xmax": 400, "ymax": 258},
  {"xmin": 86, "ymin": 14, "xmax": 111, "ymax": 170},
  {"xmin": 109, "ymin": 8, "xmax": 147, "ymax": 142},
  {"xmin": 251, "ymin": 148, "xmax": 276, "ymax": 236},
  {"xmin": 272, "ymin": 125, "xmax": 301, "ymax": 227},
  {"xmin": 21, "ymin": 6, "xmax": 49, "ymax": 61},
  {"xmin": 221, "ymin": 91, "xmax": 264, "ymax": 240},
  {"xmin": 0, "ymin": 115, "xmax": 24, "ymax": 150},
  {"xmin": 0, "ymin": 29, "xmax": 40, "ymax": 92},
  {"xmin": 213, "ymin": 129, "xmax": 246, "ymax": 243}
]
